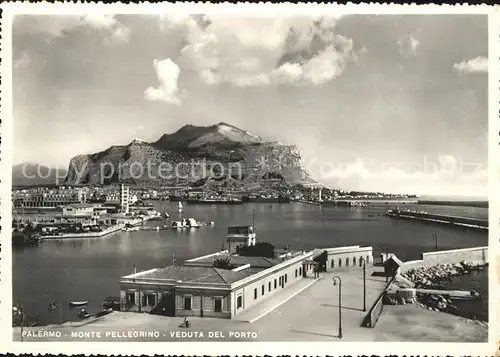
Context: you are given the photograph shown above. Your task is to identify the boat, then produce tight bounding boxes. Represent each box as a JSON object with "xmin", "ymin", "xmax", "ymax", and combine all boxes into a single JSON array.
[
  {"xmin": 78, "ymin": 308, "xmax": 91, "ymax": 319},
  {"xmin": 69, "ymin": 301, "xmax": 88, "ymax": 307},
  {"xmin": 122, "ymin": 227, "xmax": 140, "ymax": 232},
  {"xmin": 186, "ymin": 197, "xmax": 244, "ymax": 205}
]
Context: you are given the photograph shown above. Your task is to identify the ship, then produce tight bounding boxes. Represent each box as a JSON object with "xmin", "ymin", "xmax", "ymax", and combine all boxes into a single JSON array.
[
  {"xmin": 242, "ymin": 195, "xmax": 290, "ymax": 203},
  {"xmin": 168, "ymin": 195, "xmax": 185, "ymax": 201},
  {"xmin": 186, "ymin": 197, "xmax": 243, "ymax": 205}
]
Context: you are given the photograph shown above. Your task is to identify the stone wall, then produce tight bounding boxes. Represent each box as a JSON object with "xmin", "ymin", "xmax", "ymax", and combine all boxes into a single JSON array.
[{"xmin": 400, "ymin": 246, "xmax": 488, "ymax": 273}]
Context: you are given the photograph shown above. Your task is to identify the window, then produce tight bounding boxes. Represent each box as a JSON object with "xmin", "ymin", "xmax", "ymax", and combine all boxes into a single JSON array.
[
  {"xmin": 367, "ymin": 255, "xmax": 370, "ymax": 264},
  {"xmin": 353, "ymin": 257, "xmax": 356, "ymax": 266},
  {"xmin": 331, "ymin": 260, "xmax": 334, "ymax": 268},
  {"xmin": 346, "ymin": 258, "xmax": 349, "ymax": 266},
  {"xmin": 274, "ymin": 279, "xmax": 277, "ymax": 289},
  {"xmin": 285, "ymin": 274, "xmax": 288, "ymax": 283},
  {"xmin": 254, "ymin": 288, "xmax": 258, "ymax": 299},
  {"xmin": 295, "ymin": 269, "xmax": 297, "ymax": 278},
  {"xmin": 268, "ymin": 282, "xmax": 271, "ymax": 292},
  {"xmin": 143, "ymin": 293, "xmax": 156, "ymax": 306},
  {"xmin": 299, "ymin": 267, "xmax": 302, "ymax": 276},
  {"xmin": 214, "ymin": 298, "xmax": 222, "ymax": 312},
  {"xmin": 339, "ymin": 259, "xmax": 342, "ymax": 267},
  {"xmin": 359, "ymin": 258, "xmax": 363, "ymax": 267},
  {"xmin": 237, "ymin": 296, "xmax": 242, "ymax": 309},
  {"xmin": 261, "ymin": 285, "xmax": 265, "ymax": 295},
  {"xmin": 184, "ymin": 296, "xmax": 192, "ymax": 310}
]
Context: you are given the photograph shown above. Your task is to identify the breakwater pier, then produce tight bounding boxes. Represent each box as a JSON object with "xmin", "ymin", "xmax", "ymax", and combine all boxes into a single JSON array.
[{"xmin": 385, "ymin": 209, "xmax": 487, "ymax": 230}]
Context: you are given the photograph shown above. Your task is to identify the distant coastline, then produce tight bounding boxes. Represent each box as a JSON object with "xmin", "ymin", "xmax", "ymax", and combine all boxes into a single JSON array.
[{"xmin": 417, "ymin": 200, "xmax": 488, "ymax": 208}]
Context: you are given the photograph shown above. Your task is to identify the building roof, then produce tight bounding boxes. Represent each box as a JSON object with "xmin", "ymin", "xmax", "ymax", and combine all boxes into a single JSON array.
[
  {"xmin": 129, "ymin": 265, "xmax": 256, "ymax": 285},
  {"xmin": 185, "ymin": 254, "xmax": 281, "ymax": 269}
]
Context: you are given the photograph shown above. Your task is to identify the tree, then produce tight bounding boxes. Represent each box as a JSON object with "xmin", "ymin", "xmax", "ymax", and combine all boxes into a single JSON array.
[
  {"xmin": 237, "ymin": 242, "xmax": 275, "ymax": 258},
  {"xmin": 213, "ymin": 257, "xmax": 235, "ymax": 270}
]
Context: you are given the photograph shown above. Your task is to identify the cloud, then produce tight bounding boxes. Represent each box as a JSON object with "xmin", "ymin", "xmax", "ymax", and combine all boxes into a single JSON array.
[
  {"xmin": 453, "ymin": 56, "xmax": 488, "ymax": 74},
  {"xmin": 312, "ymin": 154, "xmax": 487, "ymax": 196},
  {"xmin": 14, "ymin": 52, "xmax": 30, "ymax": 69},
  {"xmin": 398, "ymin": 34, "xmax": 420, "ymax": 57},
  {"xmin": 144, "ymin": 58, "xmax": 182, "ymax": 105},
  {"xmin": 166, "ymin": 15, "xmax": 360, "ymax": 87},
  {"xmin": 14, "ymin": 15, "xmax": 130, "ymax": 43}
]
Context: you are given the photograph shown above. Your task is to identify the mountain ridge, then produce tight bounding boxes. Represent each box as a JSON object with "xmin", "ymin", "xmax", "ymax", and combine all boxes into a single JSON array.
[{"xmin": 62, "ymin": 122, "xmax": 319, "ymax": 187}]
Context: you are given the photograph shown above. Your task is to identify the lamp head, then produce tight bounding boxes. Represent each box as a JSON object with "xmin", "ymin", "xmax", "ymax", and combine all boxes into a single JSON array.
[{"xmin": 333, "ymin": 280, "xmax": 337, "ymax": 286}]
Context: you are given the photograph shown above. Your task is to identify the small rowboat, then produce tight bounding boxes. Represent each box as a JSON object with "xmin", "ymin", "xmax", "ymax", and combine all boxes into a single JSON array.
[
  {"xmin": 78, "ymin": 308, "xmax": 91, "ymax": 319},
  {"xmin": 69, "ymin": 301, "xmax": 88, "ymax": 307}
]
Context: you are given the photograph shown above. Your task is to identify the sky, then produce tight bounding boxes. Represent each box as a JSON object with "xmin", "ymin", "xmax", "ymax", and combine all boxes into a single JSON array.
[{"xmin": 12, "ymin": 14, "xmax": 488, "ymax": 196}]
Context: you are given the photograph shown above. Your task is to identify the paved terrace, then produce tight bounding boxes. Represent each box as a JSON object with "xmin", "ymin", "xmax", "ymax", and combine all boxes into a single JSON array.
[
  {"xmin": 15, "ymin": 268, "xmax": 390, "ymax": 342},
  {"xmin": 14, "ymin": 267, "xmax": 486, "ymax": 342}
]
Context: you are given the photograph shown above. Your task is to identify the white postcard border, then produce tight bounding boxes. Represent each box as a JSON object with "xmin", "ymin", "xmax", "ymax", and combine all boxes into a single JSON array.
[{"xmin": 0, "ymin": 2, "xmax": 498, "ymax": 355}]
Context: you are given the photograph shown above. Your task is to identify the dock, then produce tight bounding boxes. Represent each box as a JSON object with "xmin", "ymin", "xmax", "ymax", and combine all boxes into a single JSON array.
[
  {"xmin": 385, "ymin": 209, "xmax": 488, "ymax": 230},
  {"xmin": 415, "ymin": 288, "xmax": 481, "ymax": 301}
]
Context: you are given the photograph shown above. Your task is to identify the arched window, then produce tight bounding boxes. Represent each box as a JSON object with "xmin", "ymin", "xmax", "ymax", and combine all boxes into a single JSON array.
[
  {"xmin": 359, "ymin": 257, "xmax": 363, "ymax": 267},
  {"xmin": 366, "ymin": 255, "xmax": 370, "ymax": 264},
  {"xmin": 353, "ymin": 257, "xmax": 356, "ymax": 266},
  {"xmin": 331, "ymin": 260, "xmax": 334, "ymax": 268},
  {"xmin": 338, "ymin": 259, "xmax": 342, "ymax": 267},
  {"xmin": 346, "ymin": 257, "xmax": 349, "ymax": 267}
]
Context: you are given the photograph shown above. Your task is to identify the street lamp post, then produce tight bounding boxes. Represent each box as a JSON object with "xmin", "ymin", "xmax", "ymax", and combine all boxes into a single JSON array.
[
  {"xmin": 360, "ymin": 257, "xmax": 366, "ymax": 312},
  {"xmin": 432, "ymin": 233, "xmax": 438, "ymax": 252},
  {"xmin": 332, "ymin": 276, "xmax": 343, "ymax": 339}
]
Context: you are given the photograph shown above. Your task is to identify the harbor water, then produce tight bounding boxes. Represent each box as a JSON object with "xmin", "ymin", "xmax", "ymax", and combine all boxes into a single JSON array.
[{"xmin": 12, "ymin": 202, "xmax": 488, "ymax": 326}]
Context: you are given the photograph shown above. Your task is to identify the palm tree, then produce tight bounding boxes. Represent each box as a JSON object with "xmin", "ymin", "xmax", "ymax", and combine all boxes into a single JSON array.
[{"xmin": 213, "ymin": 257, "xmax": 234, "ymax": 270}]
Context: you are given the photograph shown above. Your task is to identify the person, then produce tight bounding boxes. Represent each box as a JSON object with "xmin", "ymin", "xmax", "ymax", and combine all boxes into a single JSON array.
[{"xmin": 183, "ymin": 316, "xmax": 190, "ymax": 328}]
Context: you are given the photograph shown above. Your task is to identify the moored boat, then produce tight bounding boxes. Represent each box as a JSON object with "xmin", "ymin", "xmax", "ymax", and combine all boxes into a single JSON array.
[
  {"xmin": 78, "ymin": 308, "xmax": 91, "ymax": 319},
  {"xmin": 69, "ymin": 301, "xmax": 88, "ymax": 307}
]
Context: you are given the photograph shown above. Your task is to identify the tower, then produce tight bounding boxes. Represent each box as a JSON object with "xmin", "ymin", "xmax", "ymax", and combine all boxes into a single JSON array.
[
  {"xmin": 120, "ymin": 184, "xmax": 130, "ymax": 214},
  {"xmin": 226, "ymin": 226, "xmax": 256, "ymax": 255}
]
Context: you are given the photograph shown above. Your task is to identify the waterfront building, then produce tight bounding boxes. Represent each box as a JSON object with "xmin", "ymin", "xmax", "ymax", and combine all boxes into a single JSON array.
[
  {"xmin": 13, "ymin": 188, "xmax": 87, "ymax": 208},
  {"xmin": 313, "ymin": 245, "xmax": 374, "ymax": 272},
  {"xmin": 119, "ymin": 228, "xmax": 374, "ymax": 319},
  {"xmin": 61, "ymin": 203, "xmax": 100, "ymax": 217}
]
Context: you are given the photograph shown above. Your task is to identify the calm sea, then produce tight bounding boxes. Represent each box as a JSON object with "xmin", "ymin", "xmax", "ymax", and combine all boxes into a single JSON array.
[{"xmin": 12, "ymin": 202, "xmax": 488, "ymax": 325}]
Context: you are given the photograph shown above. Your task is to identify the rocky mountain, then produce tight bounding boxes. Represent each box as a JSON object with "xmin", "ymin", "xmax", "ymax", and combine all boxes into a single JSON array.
[
  {"xmin": 13, "ymin": 163, "xmax": 67, "ymax": 187},
  {"xmin": 64, "ymin": 122, "xmax": 319, "ymax": 187}
]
